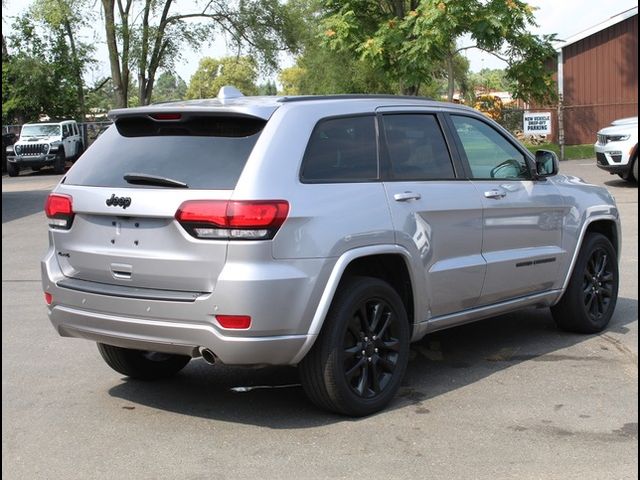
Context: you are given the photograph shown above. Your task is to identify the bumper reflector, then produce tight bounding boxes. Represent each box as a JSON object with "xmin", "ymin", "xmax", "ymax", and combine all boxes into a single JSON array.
[{"xmin": 216, "ymin": 315, "xmax": 252, "ymax": 329}]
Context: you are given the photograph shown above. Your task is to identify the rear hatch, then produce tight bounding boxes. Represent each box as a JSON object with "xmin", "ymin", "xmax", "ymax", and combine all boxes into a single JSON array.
[{"xmin": 50, "ymin": 111, "xmax": 269, "ymax": 294}]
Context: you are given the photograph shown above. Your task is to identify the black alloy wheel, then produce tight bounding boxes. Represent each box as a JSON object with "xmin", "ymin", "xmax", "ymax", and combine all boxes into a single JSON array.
[
  {"xmin": 552, "ymin": 233, "xmax": 619, "ymax": 333},
  {"xmin": 582, "ymin": 247, "xmax": 615, "ymax": 321},
  {"xmin": 342, "ymin": 298, "xmax": 403, "ymax": 399},
  {"xmin": 300, "ymin": 276, "xmax": 410, "ymax": 416}
]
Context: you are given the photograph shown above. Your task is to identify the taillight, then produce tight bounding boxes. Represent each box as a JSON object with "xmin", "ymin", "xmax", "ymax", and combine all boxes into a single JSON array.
[
  {"xmin": 175, "ymin": 200, "xmax": 289, "ymax": 240},
  {"xmin": 44, "ymin": 292, "xmax": 53, "ymax": 305},
  {"xmin": 44, "ymin": 194, "xmax": 74, "ymax": 229}
]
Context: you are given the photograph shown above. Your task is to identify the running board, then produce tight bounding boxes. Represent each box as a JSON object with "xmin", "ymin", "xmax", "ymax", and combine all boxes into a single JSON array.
[{"xmin": 411, "ymin": 290, "xmax": 562, "ymax": 341}]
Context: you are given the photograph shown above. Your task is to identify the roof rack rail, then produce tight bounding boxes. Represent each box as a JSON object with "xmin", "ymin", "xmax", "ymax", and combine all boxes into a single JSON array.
[{"xmin": 277, "ymin": 94, "xmax": 435, "ymax": 103}]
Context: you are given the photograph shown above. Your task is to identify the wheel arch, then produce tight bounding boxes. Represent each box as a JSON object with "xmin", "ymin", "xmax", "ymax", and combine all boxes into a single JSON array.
[
  {"xmin": 559, "ymin": 215, "xmax": 620, "ymax": 297},
  {"xmin": 291, "ymin": 245, "xmax": 419, "ymax": 364}
]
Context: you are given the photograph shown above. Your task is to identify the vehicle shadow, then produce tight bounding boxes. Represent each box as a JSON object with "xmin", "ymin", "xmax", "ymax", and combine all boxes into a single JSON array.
[
  {"xmin": 2, "ymin": 190, "xmax": 50, "ymax": 223},
  {"xmin": 2, "ymin": 167, "xmax": 69, "ymax": 223},
  {"xmin": 604, "ymin": 178, "xmax": 637, "ymax": 189},
  {"xmin": 108, "ymin": 296, "xmax": 637, "ymax": 428}
]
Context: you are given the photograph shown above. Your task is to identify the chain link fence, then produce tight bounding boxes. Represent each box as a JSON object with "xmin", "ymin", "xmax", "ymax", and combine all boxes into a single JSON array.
[{"xmin": 495, "ymin": 108, "xmax": 558, "ymax": 145}]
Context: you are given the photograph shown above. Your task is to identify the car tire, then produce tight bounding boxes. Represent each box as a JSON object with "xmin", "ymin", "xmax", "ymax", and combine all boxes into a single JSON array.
[
  {"xmin": 7, "ymin": 162, "xmax": 19, "ymax": 177},
  {"xmin": 74, "ymin": 143, "xmax": 84, "ymax": 162},
  {"xmin": 630, "ymin": 157, "xmax": 638, "ymax": 184},
  {"xmin": 552, "ymin": 233, "xmax": 619, "ymax": 333},
  {"xmin": 53, "ymin": 150, "xmax": 66, "ymax": 174},
  {"xmin": 97, "ymin": 343, "xmax": 191, "ymax": 380},
  {"xmin": 299, "ymin": 276, "xmax": 410, "ymax": 416}
]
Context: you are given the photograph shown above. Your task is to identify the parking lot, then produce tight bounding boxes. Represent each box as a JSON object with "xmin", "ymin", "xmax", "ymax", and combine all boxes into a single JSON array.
[{"xmin": 2, "ymin": 161, "xmax": 637, "ymax": 479}]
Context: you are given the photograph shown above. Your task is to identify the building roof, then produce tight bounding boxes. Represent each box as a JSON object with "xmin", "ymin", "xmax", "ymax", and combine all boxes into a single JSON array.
[{"xmin": 558, "ymin": 6, "xmax": 638, "ymax": 50}]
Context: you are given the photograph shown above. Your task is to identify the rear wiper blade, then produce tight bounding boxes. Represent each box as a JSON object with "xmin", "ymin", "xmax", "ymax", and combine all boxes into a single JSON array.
[{"xmin": 123, "ymin": 173, "xmax": 189, "ymax": 188}]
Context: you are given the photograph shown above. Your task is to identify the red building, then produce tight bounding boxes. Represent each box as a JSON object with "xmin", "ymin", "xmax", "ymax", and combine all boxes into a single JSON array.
[{"xmin": 557, "ymin": 7, "xmax": 638, "ymax": 145}]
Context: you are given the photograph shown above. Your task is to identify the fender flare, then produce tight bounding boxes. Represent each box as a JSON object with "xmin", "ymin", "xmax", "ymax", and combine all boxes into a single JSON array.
[
  {"xmin": 558, "ymin": 212, "xmax": 620, "ymax": 299},
  {"xmin": 290, "ymin": 244, "xmax": 417, "ymax": 364}
]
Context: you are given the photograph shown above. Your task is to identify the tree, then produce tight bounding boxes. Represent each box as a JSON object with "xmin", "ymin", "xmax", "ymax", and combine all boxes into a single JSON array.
[
  {"xmin": 186, "ymin": 57, "xmax": 258, "ymax": 99},
  {"xmin": 101, "ymin": 0, "xmax": 296, "ymax": 108},
  {"xmin": 322, "ymin": 0, "xmax": 557, "ymax": 103},
  {"xmin": 151, "ymin": 71, "xmax": 187, "ymax": 103},
  {"xmin": 2, "ymin": 15, "xmax": 87, "ymax": 123},
  {"xmin": 257, "ymin": 80, "xmax": 278, "ymax": 95},
  {"xmin": 31, "ymin": 0, "xmax": 93, "ymax": 119},
  {"xmin": 469, "ymin": 68, "xmax": 512, "ymax": 94},
  {"xmin": 277, "ymin": 0, "xmax": 397, "ymax": 95}
]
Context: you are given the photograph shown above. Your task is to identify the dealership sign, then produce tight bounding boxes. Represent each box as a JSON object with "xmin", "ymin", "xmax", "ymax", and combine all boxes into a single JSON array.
[{"xmin": 523, "ymin": 111, "xmax": 552, "ymax": 135}]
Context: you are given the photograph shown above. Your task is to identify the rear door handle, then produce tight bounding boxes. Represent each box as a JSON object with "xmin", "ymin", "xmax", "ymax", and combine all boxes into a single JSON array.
[
  {"xmin": 484, "ymin": 189, "xmax": 507, "ymax": 199},
  {"xmin": 394, "ymin": 192, "xmax": 422, "ymax": 202}
]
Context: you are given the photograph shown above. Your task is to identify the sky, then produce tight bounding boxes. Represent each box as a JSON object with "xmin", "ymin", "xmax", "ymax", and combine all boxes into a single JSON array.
[{"xmin": 2, "ymin": 0, "xmax": 638, "ymax": 85}]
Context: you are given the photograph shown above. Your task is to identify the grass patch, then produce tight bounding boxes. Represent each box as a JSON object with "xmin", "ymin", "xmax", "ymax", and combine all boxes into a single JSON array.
[{"xmin": 524, "ymin": 143, "xmax": 594, "ymax": 160}]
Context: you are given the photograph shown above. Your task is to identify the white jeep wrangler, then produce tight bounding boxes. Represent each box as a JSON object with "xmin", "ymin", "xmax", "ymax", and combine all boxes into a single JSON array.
[{"xmin": 5, "ymin": 120, "xmax": 84, "ymax": 176}]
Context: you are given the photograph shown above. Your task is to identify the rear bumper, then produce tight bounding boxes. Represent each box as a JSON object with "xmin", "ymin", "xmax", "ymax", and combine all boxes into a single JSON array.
[
  {"xmin": 49, "ymin": 305, "xmax": 310, "ymax": 365},
  {"xmin": 41, "ymin": 244, "xmax": 331, "ymax": 365}
]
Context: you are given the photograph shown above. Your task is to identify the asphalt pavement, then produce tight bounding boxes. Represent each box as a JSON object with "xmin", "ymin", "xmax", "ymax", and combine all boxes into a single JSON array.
[{"xmin": 2, "ymin": 161, "xmax": 637, "ymax": 480}]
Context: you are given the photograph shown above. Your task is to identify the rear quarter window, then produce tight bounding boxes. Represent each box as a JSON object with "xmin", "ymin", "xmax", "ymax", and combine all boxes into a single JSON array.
[
  {"xmin": 300, "ymin": 115, "xmax": 378, "ymax": 183},
  {"xmin": 63, "ymin": 115, "xmax": 266, "ymax": 190}
]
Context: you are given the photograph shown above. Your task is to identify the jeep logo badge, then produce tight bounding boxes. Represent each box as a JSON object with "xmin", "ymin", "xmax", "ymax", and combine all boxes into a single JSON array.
[{"xmin": 106, "ymin": 194, "xmax": 132, "ymax": 209}]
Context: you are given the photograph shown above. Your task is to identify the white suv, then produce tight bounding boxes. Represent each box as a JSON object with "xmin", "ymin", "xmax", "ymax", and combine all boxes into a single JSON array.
[
  {"xmin": 594, "ymin": 116, "xmax": 638, "ymax": 184},
  {"xmin": 5, "ymin": 120, "xmax": 84, "ymax": 176}
]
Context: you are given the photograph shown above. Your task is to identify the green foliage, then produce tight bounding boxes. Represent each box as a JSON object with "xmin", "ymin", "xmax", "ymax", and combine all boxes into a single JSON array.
[
  {"xmin": 469, "ymin": 68, "xmax": 512, "ymax": 93},
  {"xmin": 257, "ymin": 80, "xmax": 278, "ymax": 95},
  {"xmin": 524, "ymin": 143, "xmax": 594, "ymax": 160},
  {"xmin": 277, "ymin": 0, "xmax": 400, "ymax": 95},
  {"xmin": 151, "ymin": 72, "xmax": 188, "ymax": 103},
  {"xmin": 186, "ymin": 57, "xmax": 259, "ymax": 99},
  {"xmin": 321, "ymin": 0, "xmax": 557, "ymax": 102},
  {"xmin": 2, "ymin": 14, "xmax": 90, "ymax": 123}
]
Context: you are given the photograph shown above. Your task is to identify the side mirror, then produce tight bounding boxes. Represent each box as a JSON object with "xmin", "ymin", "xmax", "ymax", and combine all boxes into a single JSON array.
[{"xmin": 535, "ymin": 149, "xmax": 559, "ymax": 178}]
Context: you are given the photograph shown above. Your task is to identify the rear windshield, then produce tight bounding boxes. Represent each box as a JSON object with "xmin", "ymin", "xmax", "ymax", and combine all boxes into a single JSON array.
[{"xmin": 64, "ymin": 115, "xmax": 266, "ymax": 189}]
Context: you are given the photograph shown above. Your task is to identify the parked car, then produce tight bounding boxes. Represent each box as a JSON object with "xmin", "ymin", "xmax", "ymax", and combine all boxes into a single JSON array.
[
  {"xmin": 5, "ymin": 120, "xmax": 84, "ymax": 176},
  {"xmin": 594, "ymin": 116, "xmax": 638, "ymax": 184},
  {"xmin": 41, "ymin": 87, "xmax": 621, "ymax": 416}
]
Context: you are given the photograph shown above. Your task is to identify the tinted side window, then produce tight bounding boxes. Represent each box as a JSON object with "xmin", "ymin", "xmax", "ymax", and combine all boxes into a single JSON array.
[
  {"xmin": 451, "ymin": 115, "xmax": 530, "ymax": 180},
  {"xmin": 63, "ymin": 124, "xmax": 70, "ymax": 137},
  {"xmin": 382, "ymin": 114, "xmax": 455, "ymax": 180},
  {"xmin": 301, "ymin": 116, "xmax": 377, "ymax": 182}
]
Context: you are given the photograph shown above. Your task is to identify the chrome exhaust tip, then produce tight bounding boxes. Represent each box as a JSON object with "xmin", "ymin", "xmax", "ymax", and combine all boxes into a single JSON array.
[{"xmin": 199, "ymin": 347, "xmax": 218, "ymax": 365}]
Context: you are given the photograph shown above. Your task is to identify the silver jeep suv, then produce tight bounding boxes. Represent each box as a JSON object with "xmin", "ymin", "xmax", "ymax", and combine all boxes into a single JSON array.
[{"xmin": 41, "ymin": 87, "xmax": 621, "ymax": 416}]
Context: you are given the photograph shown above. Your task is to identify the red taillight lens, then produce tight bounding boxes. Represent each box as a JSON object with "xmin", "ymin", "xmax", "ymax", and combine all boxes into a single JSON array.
[
  {"xmin": 175, "ymin": 200, "xmax": 289, "ymax": 240},
  {"xmin": 216, "ymin": 315, "xmax": 252, "ymax": 329},
  {"xmin": 226, "ymin": 201, "xmax": 288, "ymax": 228},
  {"xmin": 44, "ymin": 292, "xmax": 53, "ymax": 305},
  {"xmin": 44, "ymin": 194, "xmax": 74, "ymax": 229}
]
